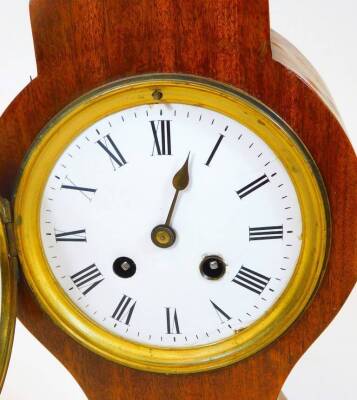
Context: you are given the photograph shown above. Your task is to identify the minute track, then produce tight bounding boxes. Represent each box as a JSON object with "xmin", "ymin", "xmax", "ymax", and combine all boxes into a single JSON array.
[{"xmin": 38, "ymin": 102, "xmax": 304, "ymax": 349}]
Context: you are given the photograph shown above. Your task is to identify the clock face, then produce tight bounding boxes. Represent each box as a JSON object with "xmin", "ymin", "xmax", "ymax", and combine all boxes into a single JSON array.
[
  {"xmin": 15, "ymin": 76, "xmax": 328, "ymax": 372},
  {"xmin": 39, "ymin": 103, "xmax": 302, "ymax": 348}
]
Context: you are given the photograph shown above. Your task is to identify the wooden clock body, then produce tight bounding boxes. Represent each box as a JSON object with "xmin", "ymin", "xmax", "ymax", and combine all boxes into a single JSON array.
[{"xmin": 0, "ymin": 1, "xmax": 356, "ymax": 399}]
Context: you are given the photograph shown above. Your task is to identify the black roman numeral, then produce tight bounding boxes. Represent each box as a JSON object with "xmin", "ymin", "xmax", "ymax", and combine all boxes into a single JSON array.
[
  {"xmin": 236, "ymin": 174, "xmax": 270, "ymax": 199},
  {"xmin": 205, "ymin": 134, "xmax": 224, "ymax": 166},
  {"xmin": 210, "ymin": 300, "xmax": 231, "ymax": 323},
  {"xmin": 70, "ymin": 264, "xmax": 104, "ymax": 295},
  {"xmin": 165, "ymin": 307, "xmax": 180, "ymax": 334},
  {"xmin": 97, "ymin": 134, "xmax": 127, "ymax": 169},
  {"xmin": 61, "ymin": 184, "xmax": 96, "ymax": 194},
  {"xmin": 150, "ymin": 120, "xmax": 172, "ymax": 155},
  {"xmin": 232, "ymin": 266, "xmax": 270, "ymax": 295},
  {"xmin": 55, "ymin": 229, "xmax": 86, "ymax": 242},
  {"xmin": 249, "ymin": 225, "xmax": 283, "ymax": 241},
  {"xmin": 112, "ymin": 295, "xmax": 136, "ymax": 325},
  {"xmin": 61, "ymin": 176, "xmax": 97, "ymax": 201}
]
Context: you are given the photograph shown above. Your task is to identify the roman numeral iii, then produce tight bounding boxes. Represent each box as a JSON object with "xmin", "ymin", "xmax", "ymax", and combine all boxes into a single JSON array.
[
  {"xmin": 249, "ymin": 225, "xmax": 283, "ymax": 241},
  {"xmin": 150, "ymin": 120, "xmax": 172, "ymax": 155},
  {"xmin": 165, "ymin": 307, "xmax": 180, "ymax": 334},
  {"xmin": 70, "ymin": 264, "xmax": 104, "ymax": 295},
  {"xmin": 236, "ymin": 174, "xmax": 270, "ymax": 199},
  {"xmin": 97, "ymin": 134, "xmax": 127, "ymax": 169},
  {"xmin": 112, "ymin": 295, "xmax": 136, "ymax": 326},
  {"xmin": 232, "ymin": 266, "xmax": 270, "ymax": 295},
  {"xmin": 55, "ymin": 229, "xmax": 87, "ymax": 242}
]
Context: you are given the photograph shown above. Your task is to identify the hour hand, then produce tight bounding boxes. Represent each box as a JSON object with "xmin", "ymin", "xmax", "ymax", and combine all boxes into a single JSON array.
[
  {"xmin": 151, "ymin": 153, "xmax": 190, "ymax": 248},
  {"xmin": 166, "ymin": 153, "xmax": 190, "ymax": 226},
  {"xmin": 172, "ymin": 153, "xmax": 190, "ymax": 191}
]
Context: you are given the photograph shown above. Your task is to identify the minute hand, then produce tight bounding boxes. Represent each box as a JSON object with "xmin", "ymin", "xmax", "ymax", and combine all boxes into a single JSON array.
[{"xmin": 165, "ymin": 153, "xmax": 190, "ymax": 226}]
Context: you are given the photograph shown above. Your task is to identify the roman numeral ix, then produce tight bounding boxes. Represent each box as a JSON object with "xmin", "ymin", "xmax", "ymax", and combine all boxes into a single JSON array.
[
  {"xmin": 165, "ymin": 307, "xmax": 180, "ymax": 334},
  {"xmin": 112, "ymin": 295, "xmax": 136, "ymax": 326},
  {"xmin": 55, "ymin": 229, "xmax": 87, "ymax": 242},
  {"xmin": 70, "ymin": 264, "xmax": 104, "ymax": 295},
  {"xmin": 236, "ymin": 174, "xmax": 270, "ymax": 199},
  {"xmin": 232, "ymin": 266, "xmax": 270, "ymax": 295},
  {"xmin": 150, "ymin": 120, "xmax": 172, "ymax": 155},
  {"xmin": 97, "ymin": 134, "xmax": 127, "ymax": 170},
  {"xmin": 249, "ymin": 225, "xmax": 283, "ymax": 241}
]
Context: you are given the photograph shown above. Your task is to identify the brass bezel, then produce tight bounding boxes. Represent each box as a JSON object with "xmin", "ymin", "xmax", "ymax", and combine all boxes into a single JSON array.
[
  {"xmin": 0, "ymin": 199, "xmax": 16, "ymax": 391},
  {"xmin": 13, "ymin": 74, "xmax": 330, "ymax": 374}
]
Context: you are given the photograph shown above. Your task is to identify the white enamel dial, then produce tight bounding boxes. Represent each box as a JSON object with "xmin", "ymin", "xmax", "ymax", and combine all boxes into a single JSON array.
[{"xmin": 40, "ymin": 103, "xmax": 302, "ymax": 348}]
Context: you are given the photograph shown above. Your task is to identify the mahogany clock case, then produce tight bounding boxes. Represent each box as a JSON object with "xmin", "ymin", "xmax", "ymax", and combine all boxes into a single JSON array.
[
  {"xmin": 0, "ymin": 1, "xmax": 356, "ymax": 400},
  {"xmin": 12, "ymin": 74, "xmax": 330, "ymax": 374}
]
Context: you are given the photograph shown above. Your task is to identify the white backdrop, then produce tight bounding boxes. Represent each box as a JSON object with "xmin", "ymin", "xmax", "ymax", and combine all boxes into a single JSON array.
[{"xmin": 0, "ymin": 1, "xmax": 356, "ymax": 399}]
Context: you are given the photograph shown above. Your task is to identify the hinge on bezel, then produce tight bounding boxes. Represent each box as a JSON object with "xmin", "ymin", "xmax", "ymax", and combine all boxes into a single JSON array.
[
  {"xmin": 0, "ymin": 197, "xmax": 18, "ymax": 260},
  {"xmin": 0, "ymin": 198, "xmax": 11, "ymax": 225}
]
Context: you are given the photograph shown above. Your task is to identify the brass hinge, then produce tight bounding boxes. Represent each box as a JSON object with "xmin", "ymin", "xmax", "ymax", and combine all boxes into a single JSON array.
[
  {"xmin": 0, "ymin": 197, "xmax": 18, "ymax": 262},
  {"xmin": 0, "ymin": 198, "xmax": 11, "ymax": 225}
]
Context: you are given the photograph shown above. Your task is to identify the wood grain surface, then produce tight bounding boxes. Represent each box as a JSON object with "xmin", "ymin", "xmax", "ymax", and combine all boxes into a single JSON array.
[{"xmin": 0, "ymin": 1, "xmax": 356, "ymax": 399}]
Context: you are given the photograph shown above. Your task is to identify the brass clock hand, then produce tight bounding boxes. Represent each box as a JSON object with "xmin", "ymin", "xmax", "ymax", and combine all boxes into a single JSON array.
[
  {"xmin": 151, "ymin": 153, "xmax": 190, "ymax": 248},
  {"xmin": 165, "ymin": 152, "xmax": 190, "ymax": 226}
]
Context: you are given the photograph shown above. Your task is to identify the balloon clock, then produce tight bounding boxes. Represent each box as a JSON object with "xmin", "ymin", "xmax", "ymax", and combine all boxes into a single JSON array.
[{"xmin": 0, "ymin": 1, "xmax": 356, "ymax": 399}]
